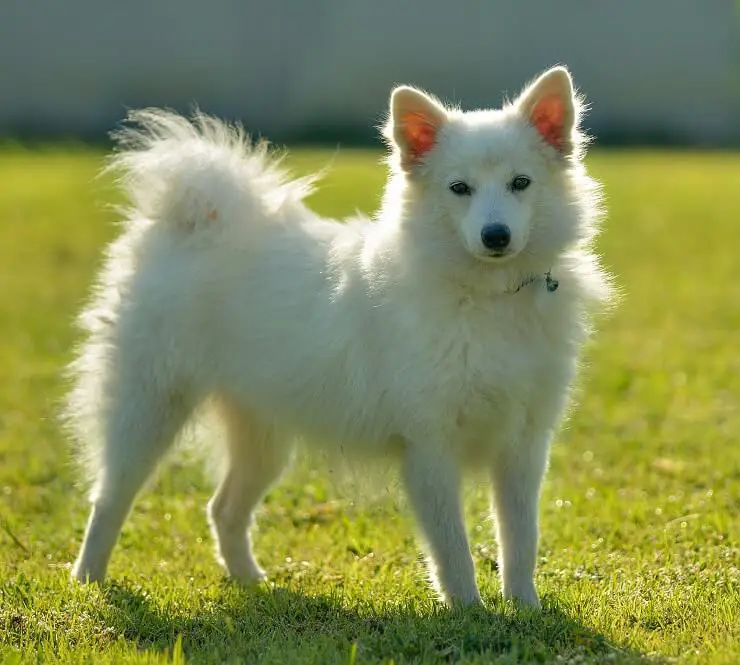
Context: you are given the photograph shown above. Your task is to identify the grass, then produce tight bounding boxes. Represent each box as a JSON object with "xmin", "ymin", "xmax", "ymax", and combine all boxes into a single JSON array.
[{"xmin": 0, "ymin": 144, "xmax": 738, "ymax": 664}]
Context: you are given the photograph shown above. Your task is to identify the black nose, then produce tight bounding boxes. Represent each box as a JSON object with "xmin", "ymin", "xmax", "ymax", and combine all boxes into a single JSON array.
[{"xmin": 480, "ymin": 223, "xmax": 511, "ymax": 251}]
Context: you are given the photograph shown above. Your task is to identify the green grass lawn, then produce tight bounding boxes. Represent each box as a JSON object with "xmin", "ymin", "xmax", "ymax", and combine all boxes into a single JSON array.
[{"xmin": 0, "ymin": 145, "xmax": 738, "ymax": 664}]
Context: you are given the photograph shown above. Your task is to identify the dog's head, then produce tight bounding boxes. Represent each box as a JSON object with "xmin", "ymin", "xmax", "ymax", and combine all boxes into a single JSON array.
[{"xmin": 385, "ymin": 66, "xmax": 590, "ymax": 268}]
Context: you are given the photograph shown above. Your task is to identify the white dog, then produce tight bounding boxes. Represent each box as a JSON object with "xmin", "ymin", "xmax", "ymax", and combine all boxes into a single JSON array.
[{"xmin": 66, "ymin": 66, "xmax": 611, "ymax": 608}]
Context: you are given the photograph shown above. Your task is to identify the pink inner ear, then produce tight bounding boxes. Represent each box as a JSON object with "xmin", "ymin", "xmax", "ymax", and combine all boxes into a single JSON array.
[
  {"xmin": 403, "ymin": 111, "xmax": 437, "ymax": 160},
  {"xmin": 530, "ymin": 95, "xmax": 565, "ymax": 150}
]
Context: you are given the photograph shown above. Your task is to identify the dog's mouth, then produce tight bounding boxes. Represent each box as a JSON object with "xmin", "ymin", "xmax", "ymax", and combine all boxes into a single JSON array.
[{"xmin": 472, "ymin": 248, "xmax": 518, "ymax": 263}]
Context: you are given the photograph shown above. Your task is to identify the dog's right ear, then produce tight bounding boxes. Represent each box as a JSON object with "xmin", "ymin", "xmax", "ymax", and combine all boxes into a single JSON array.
[{"xmin": 387, "ymin": 86, "xmax": 448, "ymax": 172}]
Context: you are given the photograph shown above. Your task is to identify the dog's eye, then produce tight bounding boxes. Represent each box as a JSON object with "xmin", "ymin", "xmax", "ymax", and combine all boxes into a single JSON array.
[
  {"xmin": 510, "ymin": 175, "xmax": 531, "ymax": 192},
  {"xmin": 449, "ymin": 181, "xmax": 472, "ymax": 196}
]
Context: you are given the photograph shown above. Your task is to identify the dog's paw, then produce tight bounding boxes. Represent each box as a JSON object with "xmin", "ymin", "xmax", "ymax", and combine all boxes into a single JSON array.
[
  {"xmin": 442, "ymin": 588, "xmax": 484, "ymax": 609},
  {"xmin": 70, "ymin": 560, "xmax": 105, "ymax": 585},
  {"xmin": 503, "ymin": 585, "xmax": 541, "ymax": 610},
  {"xmin": 227, "ymin": 563, "xmax": 267, "ymax": 587}
]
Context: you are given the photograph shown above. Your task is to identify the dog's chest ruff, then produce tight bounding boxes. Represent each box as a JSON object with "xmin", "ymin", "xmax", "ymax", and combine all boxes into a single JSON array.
[{"xmin": 431, "ymin": 286, "xmax": 575, "ymax": 444}]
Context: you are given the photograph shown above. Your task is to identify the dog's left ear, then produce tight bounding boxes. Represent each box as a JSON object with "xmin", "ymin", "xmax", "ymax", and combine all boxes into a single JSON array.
[
  {"xmin": 516, "ymin": 66, "xmax": 578, "ymax": 157},
  {"xmin": 388, "ymin": 86, "xmax": 448, "ymax": 172}
]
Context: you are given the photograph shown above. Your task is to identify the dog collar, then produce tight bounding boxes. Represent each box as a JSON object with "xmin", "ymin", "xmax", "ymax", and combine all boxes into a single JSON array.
[{"xmin": 509, "ymin": 271, "xmax": 559, "ymax": 294}]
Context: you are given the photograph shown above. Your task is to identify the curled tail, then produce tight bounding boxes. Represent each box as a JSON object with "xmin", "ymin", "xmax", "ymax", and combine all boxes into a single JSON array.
[
  {"xmin": 64, "ymin": 109, "xmax": 319, "ymax": 485},
  {"xmin": 107, "ymin": 108, "xmax": 318, "ymax": 232}
]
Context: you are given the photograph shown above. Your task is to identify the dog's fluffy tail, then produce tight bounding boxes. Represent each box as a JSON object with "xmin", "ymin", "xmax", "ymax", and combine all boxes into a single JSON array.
[
  {"xmin": 107, "ymin": 108, "xmax": 318, "ymax": 232},
  {"xmin": 65, "ymin": 110, "xmax": 319, "ymax": 487}
]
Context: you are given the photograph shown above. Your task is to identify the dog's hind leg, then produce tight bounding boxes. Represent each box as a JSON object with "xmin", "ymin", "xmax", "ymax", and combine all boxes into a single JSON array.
[
  {"xmin": 208, "ymin": 398, "xmax": 293, "ymax": 584},
  {"xmin": 402, "ymin": 442, "xmax": 481, "ymax": 606},
  {"xmin": 71, "ymin": 383, "xmax": 195, "ymax": 584}
]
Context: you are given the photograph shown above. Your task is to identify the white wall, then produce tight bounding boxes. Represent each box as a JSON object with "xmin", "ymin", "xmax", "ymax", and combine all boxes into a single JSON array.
[{"xmin": 1, "ymin": 0, "xmax": 738, "ymax": 145}]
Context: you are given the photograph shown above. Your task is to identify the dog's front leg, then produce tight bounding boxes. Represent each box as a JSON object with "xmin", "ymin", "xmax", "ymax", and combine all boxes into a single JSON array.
[
  {"xmin": 489, "ymin": 435, "xmax": 550, "ymax": 608},
  {"xmin": 402, "ymin": 442, "xmax": 480, "ymax": 606}
]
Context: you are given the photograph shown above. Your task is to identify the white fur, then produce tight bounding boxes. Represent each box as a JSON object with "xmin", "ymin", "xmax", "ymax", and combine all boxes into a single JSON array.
[{"xmin": 66, "ymin": 66, "xmax": 612, "ymax": 608}]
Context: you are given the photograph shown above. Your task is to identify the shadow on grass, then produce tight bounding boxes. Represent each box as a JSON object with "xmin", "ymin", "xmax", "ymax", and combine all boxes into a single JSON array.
[{"xmin": 101, "ymin": 581, "xmax": 657, "ymax": 664}]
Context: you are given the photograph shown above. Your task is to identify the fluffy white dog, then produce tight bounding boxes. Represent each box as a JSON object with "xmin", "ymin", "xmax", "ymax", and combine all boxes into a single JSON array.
[{"xmin": 67, "ymin": 66, "xmax": 611, "ymax": 608}]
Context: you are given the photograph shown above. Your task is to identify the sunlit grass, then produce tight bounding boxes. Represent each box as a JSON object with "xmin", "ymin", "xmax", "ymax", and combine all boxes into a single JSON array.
[{"xmin": 0, "ymin": 146, "xmax": 738, "ymax": 664}]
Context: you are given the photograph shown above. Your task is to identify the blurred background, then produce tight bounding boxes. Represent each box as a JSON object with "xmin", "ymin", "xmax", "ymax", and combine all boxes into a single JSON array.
[{"xmin": 1, "ymin": 0, "xmax": 738, "ymax": 146}]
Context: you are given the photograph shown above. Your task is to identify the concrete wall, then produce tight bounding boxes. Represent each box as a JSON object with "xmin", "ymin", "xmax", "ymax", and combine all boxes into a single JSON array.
[{"xmin": 1, "ymin": 0, "xmax": 738, "ymax": 145}]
